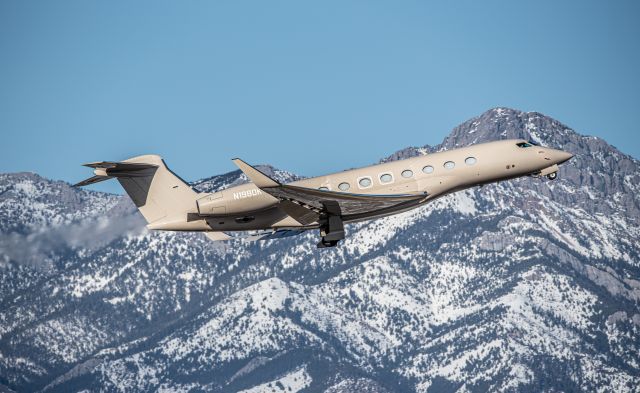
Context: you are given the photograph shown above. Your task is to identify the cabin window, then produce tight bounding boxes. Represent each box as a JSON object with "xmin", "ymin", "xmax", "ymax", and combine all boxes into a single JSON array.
[
  {"xmin": 358, "ymin": 177, "xmax": 372, "ymax": 188},
  {"xmin": 444, "ymin": 161, "xmax": 455, "ymax": 170},
  {"xmin": 401, "ymin": 169, "xmax": 413, "ymax": 178},
  {"xmin": 379, "ymin": 173, "xmax": 393, "ymax": 184},
  {"xmin": 338, "ymin": 182, "xmax": 350, "ymax": 191},
  {"xmin": 319, "ymin": 186, "xmax": 329, "ymax": 191},
  {"xmin": 516, "ymin": 142, "xmax": 533, "ymax": 148},
  {"xmin": 465, "ymin": 157, "xmax": 477, "ymax": 165},
  {"xmin": 422, "ymin": 165, "xmax": 434, "ymax": 174}
]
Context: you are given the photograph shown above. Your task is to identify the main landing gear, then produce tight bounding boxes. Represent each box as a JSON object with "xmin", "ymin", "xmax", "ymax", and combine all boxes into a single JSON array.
[
  {"xmin": 318, "ymin": 215, "xmax": 344, "ymax": 248},
  {"xmin": 317, "ymin": 201, "xmax": 345, "ymax": 248},
  {"xmin": 546, "ymin": 172, "xmax": 558, "ymax": 180}
]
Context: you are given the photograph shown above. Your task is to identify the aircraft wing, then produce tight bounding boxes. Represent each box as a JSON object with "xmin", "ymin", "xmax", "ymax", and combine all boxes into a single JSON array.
[
  {"xmin": 232, "ymin": 159, "xmax": 427, "ymax": 221},
  {"xmin": 203, "ymin": 229, "xmax": 305, "ymax": 242}
]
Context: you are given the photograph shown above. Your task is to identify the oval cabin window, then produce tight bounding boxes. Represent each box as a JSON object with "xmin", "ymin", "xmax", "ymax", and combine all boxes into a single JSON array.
[
  {"xmin": 422, "ymin": 165, "xmax": 434, "ymax": 174},
  {"xmin": 379, "ymin": 173, "xmax": 393, "ymax": 183},
  {"xmin": 401, "ymin": 170, "xmax": 413, "ymax": 178},
  {"xmin": 443, "ymin": 161, "xmax": 455, "ymax": 170},
  {"xmin": 358, "ymin": 178, "xmax": 372, "ymax": 188},
  {"xmin": 465, "ymin": 157, "xmax": 477, "ymax": 165},
  {"xmin": 338, "ymin": 182, "xmax": 350, "ymax": 191}
]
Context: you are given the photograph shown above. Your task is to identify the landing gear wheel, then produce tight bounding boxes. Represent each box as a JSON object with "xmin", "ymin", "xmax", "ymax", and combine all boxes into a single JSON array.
[
  {"xmin": 317, "ymin": 239, "xmax": 339, "ymax": 248},
  {"xmin": 546, "ymin": 172, "xmax": 558, "ymax": 180},
  {"xmin": 316, "ymin": 202, "xmax": 345, "ymax": 249}
]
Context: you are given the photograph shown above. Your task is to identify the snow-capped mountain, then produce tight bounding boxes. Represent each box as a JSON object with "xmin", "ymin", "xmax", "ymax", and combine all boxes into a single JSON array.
[{"xmin": 1, "ymin": 108, "xmax": 639, "ymax": 392}]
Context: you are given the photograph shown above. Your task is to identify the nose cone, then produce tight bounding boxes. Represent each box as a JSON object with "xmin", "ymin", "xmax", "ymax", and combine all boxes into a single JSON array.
[{"xmin": 551, "ymin": 149, "xmax": 574, "ymax": 165}]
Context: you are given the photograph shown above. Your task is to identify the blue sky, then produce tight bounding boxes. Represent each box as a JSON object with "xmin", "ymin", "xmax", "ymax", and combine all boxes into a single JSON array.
[{"xmin": 1, "ymin": 1, "xmax": 639, "ymax": 194}]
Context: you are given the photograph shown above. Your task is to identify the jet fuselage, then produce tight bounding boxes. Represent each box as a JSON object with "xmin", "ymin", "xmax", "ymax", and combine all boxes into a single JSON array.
[
  {"xmin": 191, "ymin": 139, "xmax": 573, "ymax": 232},
  {"xmin": 76, "ymin": 138, "xmax": 573, "ymax": 247}
]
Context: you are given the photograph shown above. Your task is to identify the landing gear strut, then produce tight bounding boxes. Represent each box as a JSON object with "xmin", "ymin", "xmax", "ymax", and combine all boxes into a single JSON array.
[
  {"xmin": 546, "ymin": 172, "xmax": 558, "ymax": 180},
  {"xmin": 317, "ymin": 201, "xmax": 345, "ymax": 248},
  {"xmin": 317, "ymin": 216, "xmax": 344, "ymax": 248}
]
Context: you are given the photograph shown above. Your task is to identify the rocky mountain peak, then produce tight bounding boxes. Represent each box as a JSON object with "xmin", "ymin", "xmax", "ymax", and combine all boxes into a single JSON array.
[
  {"xmin": 441, "ymin": 107, "xmax": 576, "ymax": 149},
  {"xmin": 1, "ymin": 108, "xmax": 639, "ymax": 392}
]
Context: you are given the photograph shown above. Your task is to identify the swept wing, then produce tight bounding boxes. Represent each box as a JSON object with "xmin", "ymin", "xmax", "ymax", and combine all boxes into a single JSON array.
[{"xmin": 232, "ymin": 158, "xmax": 427, "ymax": 222}]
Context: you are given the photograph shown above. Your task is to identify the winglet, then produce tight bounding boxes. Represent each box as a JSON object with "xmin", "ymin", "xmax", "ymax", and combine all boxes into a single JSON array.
[{"xmin": 232, "ymin": 158, "xmax": 280, "ymax": 188}]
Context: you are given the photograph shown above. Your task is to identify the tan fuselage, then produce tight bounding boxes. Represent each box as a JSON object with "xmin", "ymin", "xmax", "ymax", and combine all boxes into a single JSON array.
[{"xmin": 189, "ymin": 139, "xmax": 572, "ymax": 232}]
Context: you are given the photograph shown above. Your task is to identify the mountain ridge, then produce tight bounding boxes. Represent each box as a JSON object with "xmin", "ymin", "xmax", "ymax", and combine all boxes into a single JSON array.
[{"xmin": 1, "ymin": 107, "xmax": 639, "ymax": 392}]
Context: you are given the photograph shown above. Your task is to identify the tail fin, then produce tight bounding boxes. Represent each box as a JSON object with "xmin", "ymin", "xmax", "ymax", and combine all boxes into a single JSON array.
[{"xmin": 75, "ymin": 155, "xmax": 198, "ymax": 225}]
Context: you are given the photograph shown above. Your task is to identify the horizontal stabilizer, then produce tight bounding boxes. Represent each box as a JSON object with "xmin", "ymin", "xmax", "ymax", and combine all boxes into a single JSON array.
[
  {"xmin": 73, "ymin": 175, "xmax": 112, "ymax": 187},
  {"xmin": 75, "ymin": 161, "xmax": 159, "ymax": 188},
  {"xmin": 83, "ymin": 161, "xmax": 158, "ymax": 170}
]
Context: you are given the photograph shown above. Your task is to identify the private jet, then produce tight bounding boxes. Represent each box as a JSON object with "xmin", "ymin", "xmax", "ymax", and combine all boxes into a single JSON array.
[{"xmin": 75, "ymin": 139, "xmax": 573, "ymax": 248}]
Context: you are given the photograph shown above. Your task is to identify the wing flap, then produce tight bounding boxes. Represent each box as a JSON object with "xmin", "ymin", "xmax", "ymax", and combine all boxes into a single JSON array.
[
  {"xmin": 268, "ymin": 185, "xmax": 426, "ymax": 215},
  {"xmin": 277, "ymin": 200, "xmax": 320, "ymax": 225}
]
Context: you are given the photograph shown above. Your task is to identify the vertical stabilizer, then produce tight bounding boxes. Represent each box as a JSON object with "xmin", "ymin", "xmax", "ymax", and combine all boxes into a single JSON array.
[
  {"xmin": 118, "ymin": 155, "xmax": 199, "ymax": 224},
  {"xmin": 76, "ymin": 155, "xmax": 198, "ymax": 225}
]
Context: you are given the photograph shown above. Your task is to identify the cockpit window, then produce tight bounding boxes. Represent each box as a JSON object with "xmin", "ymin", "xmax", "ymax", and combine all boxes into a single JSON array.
[{"xmin": 516, "ymin": 142, "xmax": 533, "ymax": 148}]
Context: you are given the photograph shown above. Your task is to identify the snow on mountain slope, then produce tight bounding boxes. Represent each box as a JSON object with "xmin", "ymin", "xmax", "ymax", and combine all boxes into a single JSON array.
[
  {"xmin": 238, "ymin": 366, "xmax": 312, "ymax": 393},
  {"xmin": 0, "ymin": 172, "xmax": 121, "ymax": 235},
  {"xmin": 1, "ymin": 108, "xmax": 639, "ymax": 392}
]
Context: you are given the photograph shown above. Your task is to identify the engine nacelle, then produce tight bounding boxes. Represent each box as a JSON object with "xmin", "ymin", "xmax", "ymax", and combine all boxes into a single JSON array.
[
  {"xmin": 196, "ymin": 191, "xmax": 226, "ymax": 215},
  {"xmin": 196, "ymin": 184, "xmax": 278, "ymax": 216}
]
